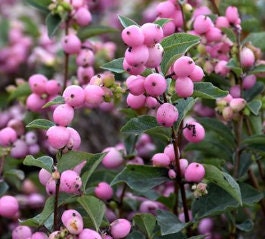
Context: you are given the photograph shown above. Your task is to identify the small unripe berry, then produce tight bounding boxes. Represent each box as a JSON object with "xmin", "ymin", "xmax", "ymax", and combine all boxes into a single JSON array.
[
  {"xmin": 110, "ymin": 219, "xmax": 131, "ymax": 239},
  {"xmin": 184, "ymin": 162, "xmax": 205, "ymax": 182},
  {"xmin": 229, "ymin": 98, "xmax": 246, "ymax": 112}
]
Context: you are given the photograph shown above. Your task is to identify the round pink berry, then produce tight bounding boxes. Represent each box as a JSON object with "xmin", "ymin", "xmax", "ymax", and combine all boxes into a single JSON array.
[
  {"xmin": 26, "ymin": 93, "xmax": 46, "ymax": 112},
  {"xmin": 175, "ymin": 76, "xmax": 194, "ymax": 98},
  {"xmin": 10, "ymin": 139, "xmax": 28, "ymax": 158},
  {"xmin": 173, "ymin": 56, "xmax": 195, "ymax": 77},
  {"xmin": 62, "ymin": 34, "xmax": 81, "ymax": 54},
  {"xmin": 79, "ymin": 228, "xmax": 102, "ymax": 239},
  {"xmin": 193, "ymin": 15, "xmax": 213, "ymax": 34},
  {"xmin": 144, "ymin": 73, "xmax": 167, "ymax": 97},
  {"xmin": 29, "ymin": 74, "xmax": 48, "ymax": 95},
  {"xmin": 123, "ymin": 58, "xmax": 146, "ymax": 75},
  {"xmin": 183, "ymin": 121, "xmax": 205, "ymax": 143},
  {"xmin": 31, "ymin": 232, "xmax": 48, "ymax": 239},
  {"xmin": 125, "ymin": 45, "xmax": 149, "ymax": 66},
  {"xmin": 0, "ymin": 127, "xmax": 17, "ymax": 146},
  {"xmin": 45, "ymin": 80, "xmax": 62, "ymax": 96},
  {"xmin": 110, "ymin": 219, "xmax": 131, "ymax": 239},
  {"xmin": 12, "ymin": 225, "xmax": 32, "ymax": 239},
  {"xmin": 53, "ymin": 104, "xmax": 74, "ymax": 126},
  {"xmin": 225, "ymin": 6, "xmax": 241, "ymax": 25},
  {"xmin": 189, "ymin": 65, "xmax": 204, "ymax": 82},
  {"xmin": 240, "ymin": 47, "xmax": 255, "ymax": 68},
  {"xmin": 121, "ymin": 25, "xmax": 144, "ymax": 47},
  {"xmin": 163, "ymin": 144, "xmax": 175, "ymax": 162},
  {"xmin": 0, "ymin": 195, "xmax": 19, "ymax": 218},
  {"xmin": 61, "ymin": 209, "xmax": 82, "ymax": 226},
  {"xmin": 76, "ymin": 49, "xmax": 95, "ymax": 67},
  {"xmin": 39, "ymin": 168, "xmax": 52, "ymax": 186},
  {"xmin": 141, "ymin": 23, "xmax": 164, "ymax": 46},
  {"xmin": 102, "ymin": 147, "xmax": 124, "ymax": 169},
  {"xmin": 94, "ymin": 182, "xmax": 113, "ymax": 200},
  {"xmin": 46, "ymin": 125, "xmax": 70, "ymax": 149},
  {"xmin": 184, "ymin": 162, "xmax": 205, "ymax": 182},
  {"xmin": 74, "ymin": 7, "xmax": 92, "ymax": 26},
  {"xmin": 84, "ymin": 84, "xmax": 105, "ymax": 108},
  {"xmin": 60, "ymin": 170, "xmax": 82, "ymax": 194},
  {"xmin": 156, "ymin": 1, "xmax": 176, "ymax": 18},
  {"xmin": 126, "ymin": 75, "xmax": 145, "ymax": 96},
  {"xmin": 63, "ymin": 85, "xmax": 85, "ymax": 108},
  {"xmin": 126, "ymin": 93, "xmax": 146, "ymax": 109},
  {"xmin": 145, "ymin": 43, "xmax": 164, "ymax": 68},
  {"xmin": 229, "ymin": 98, "xmax": 246, "ymax": 112},
  {"xmin": 152, "ymin": 153, "xmax": 171, "ymax": 167},
  {"xmin": 66, "ymin": 127, "xmax": 81, "ymax": 150},
  {"xmin": 156, "ymin": 103, "xmax": 179, "ymax": 127},
  {"xmin": 243, "ymin": 74, "xmax": 256, "ymax": 89}
]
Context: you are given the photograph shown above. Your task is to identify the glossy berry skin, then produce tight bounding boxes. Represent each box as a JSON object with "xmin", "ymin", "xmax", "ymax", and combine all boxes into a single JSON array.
[
  {"xmin": 0, "ymin": 195, "xmax": 19, "ymax": 218},
  {"xmin": 175, "ymin": 77, "xmax": 194, "ymax": 98},
  {"xmin": 152, "ymin": 153, "xmax": 171, "ymax": 167},
  {"xmin": 46, "ymin": 125, "xmax": 70, "ymax": 149},
  {"xmin": 0, "ymin": 127, "xmax": 17, "ymax": 146},
  {"xmin": 60, "ymin": 170, "xmax": 82, "ymax": 194},
  {"xmin": 141, "ymin": 23, "xmax": 164, "ymax": 46},
  {"xmin": 156, "ymin": 103, "xmax": 179, "ymax": 127},
  {"xmin": 121, "ymin": 25, "xmax": 144, "ymax": 47},
  {"xmin": 62, "ymin": 85, "xmax": 85, "ymax": 108},
  {"xmin": 184, "ymin": 162, "xmax": 205, "ymax": 182},
  {"xmin": 183, "ymin": 121, "xmax": 205, "ymax": 143},
  {"xmin": 94, "ymin": 182, "xmax": 113, "ymax": 200},
  {"xmin": 173, "ymin": 56, "xmax": 195, "ymax": 77},
  {"xmin": 102, "ymin": 147, "xmax": 124, "ymax": 169},
  {"xmin": 110, "ymin": 218, "xmax": 131, "ymax": 239},
  {"xmin": 12, "ymin": 226, "xmax": 32, "ymax": 239},
  {"xmin": 52, "ymin": 104, "xmax": 74, "ymax": 126},
  {"xmin": 79, "ymin": 228, "xmax": 102, "ymax": 239},
  {"xmin": 144, "ymin": 73, "xmax": 167, "ymax": 97}
]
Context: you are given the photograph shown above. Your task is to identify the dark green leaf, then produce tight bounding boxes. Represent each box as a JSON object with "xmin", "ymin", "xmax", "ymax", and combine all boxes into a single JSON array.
[
  {"xmin": 101, "ymin": 58, "xmax": 125, "ymax": 73},
  {"xmin": 42, "ymin": 95, "xmax": 65, "ymax": 108},
  {"xmin": 118, "ymin": 15, "xmax": 139, "ymax": 28},
  {"xmin": 187, "ymin": 236, "xmax": 205, "ymax": 239},
  {"xmin": 244, "ymin": 32, "xmax": 265, "ymax": 50},
  {"xmin": 77, "ymin": 195, "xmax": 105, "ymax": 231},
  {"xmin": 197, "ymin": 117, "xmax": 236, "ymax": 149},
  {"xmin": 244, "ymin": 81, "xmax": 264, "ymax": 102},
  {"xmin": 221, "ymin": 27, "xmax": 236, "ymax": 42},
  {"xmin": 46, "ymin": 13, "xmax": 63, "ymax": 38},
  {"xmin": 8, "ymin": 83, "xmax": 31, "ymax": 101},
  {"xmin": 156, "ymin": 210, "xmax": 190, "ymax": 235},
  {"xmin": 80, "ymin": 153, "xmax": 105, "ymax": 190},
  {"xmin": 193, "ymin": 82, "xmax": 229, "ymax": 99},
  {"xmin": 236, "ymin": 219, "xmax": 254, "ymax": 232},
  {"xmin": 249, "ymin": 64, "xmax": 265, "ymax": 74},
  {"xmin": 174, "ymin": 97, "xmax": 196, "ymax": 131},
  {"xmin": 121, "ymin": 115, "xmax": 159, "ymax": 135},
  {"xmin": 161, "ymin": 33, "xmax": 200, "ymax": 75},
  {"xmin": 133, "ymin": 213, "xmax": 156, "ymax": 238},
  {"xmin": 227, "ymin": 58, "xmax": 243, "ymax": 77},
  {"xmin": 78, "ymin": 25, "xmax": 118, "ymax": 40},
  {"xmin": 241, "ymin": 134, "xmax": 265, "ymax": 153},
  {"xmin": 204, "ymin": 164, "xmax": 242, "ymax": 204},
  {"xmin": 127, "ymin": 230, "xmax": 146, "ymax": 239},
  {"xmin": 26, "ymin": 119, "xmax": 55, "ymax": 130},
  {"xmin": 0, "ymin": 19, "xmax": 9, "ymax": 47},
  {"xmin": 111, "ymin": 165, "xmax": 170, "ymax": 193},
  {"xmin": 19, "ymin": 16, "xmax": 40, "ymax": 38},
  {"xmin": 25, "ymin": 0, "xmax": 50, "ymax": 13},
  {"xmin": 247, "ymin": 115, "xmax": 263, "ymax": 135},
  {"xmin": 23, "ymin": 155, "xmax": 54, "ymax": 172},
  {"xmin": 154, "ymin": 18, "xmax": 171, "ymax": 27},
  {"xmin": 124, "ymin": 134, "xmax": 138, "ymax": 156},
  {"xmin": 247, "ymin": 99, "xmax": 262, "ymax": 116},
  {"xmin": 0, "ymin": 181, "xmax": 9, "ymax": 197},
  {"xmin": 145, "ymin": 126, "xmax": 171, "ymax": 143}
]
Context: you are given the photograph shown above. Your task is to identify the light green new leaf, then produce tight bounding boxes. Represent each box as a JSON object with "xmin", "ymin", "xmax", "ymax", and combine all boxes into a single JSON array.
[
  {"xmin": 118, "ymin": 15, "xmax": 139, "ymax": 28},
  {"xmin": 101, "ymin": 57, "xmax": 125, "ymax": 73}
]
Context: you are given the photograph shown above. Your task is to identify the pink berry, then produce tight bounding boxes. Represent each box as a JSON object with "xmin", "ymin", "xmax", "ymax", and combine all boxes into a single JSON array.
[
  {"xmin": 121, "ymin": 25, "xmax": 144, "ymax": 47},
  {"xmin": 110, "ymin": 219, "xmax": 131, "ymax": 239},
  {"xmin": 240, "ymin": 47, "xmax": 255, "ymax": 68},
  {"xmin": 25, "ymin": 131, "xmax": 38, "ymax": 145},
  {"xmin": 179, "ymin": 158, "xmax": 189, "ymax": 176},
  {"xmin": 123, "ymin": 58, "xmax": 146, "ymax": 75},
  {"xmin": 26, "ymin": 93, "xmax": 46, "ymax": 112},
  {"xmin": 163, "ymin": 144, "xmax": 175, "ymax": 162},
  {"xmin": 215, "ymin": 16, "xmax": 230, "ymax": 29},
  {"xmin": 84, "ymin": 84, "xmax": 105, "ymax": 108},
  {"xmin": 76, "ymin": 49, "xmax": 95, "ymax": 67},
  {"xmin": 126, "ymin": 75, "xmax": 145, "ymax": 96},
  {"xmin": 60, "ymin": 170, "xmax": 82, "ymax": 194},
  {"xmin": 66, "ymin": 127, "xmax": 81, "ymax": 150},
  {"xmin": 61, "ymin": 209, "xmax": 82, "ymax": 226},
  {"xmin": 243, "ymin": 74, "xmax": 256, "ymax": 89},
  {"xmin": 145, "ymin": 43, "xmax": 164, "ymax": 68},
  {"xmin": 141, "ymin": 23, "xmax": 164, "ymax": 46},
  {"xmin": 0, "ymin": 195, "xmax": 19, "ymax": 218},
  {"xmin": 205, "ymin": 27, "xmax": 222, "ymax": 42},
  {"xmin": 79, "ymin": 228, "xmax": 102, "ymax": 239},
  {"xmin": 183, "ymin": 121, "xmax": 205, "ymax": 143},
  {"xmin": 189, "ymin": 65, "xmax": 204, "ymax": 82},
  {"xmin": 225, "ymin": 6, "xmax": 241, "ymax": 25},
  {"xmin": 63, "ymin": 85, "xmax": 85, "ymax": 108},
  {"xmin": 162, "ymin": 20, "xmax": 176, "ymax": 37},
  {"xmin": 46, "ymin": 178, "xmax": 57, "ymax": 195},
  {"xmin": 144, "ymin": 73, "xmax": 167, "ymax": 97},
  {"xmin": 62, "ymin": 34, "xmax": 81, "ymax": 54},
  {"xmin": 64, "ymin": 214, "xmax": 84, "ymax": 235},
  {"xmin": 193, "ymin": 15, "xmax": 213, "ymax": 34},
  {"xmin": 39, "ymin": 168, "xmax": 52, "ymax": 186},
  {"xmin": 102, "ymin": 147, "xmax": 124, "ymax": 169},
  {"xmin": 31, "ymin": 232, "xmax": 48, "ymax": 239},
  {"xmin": 94, "ymin": 182, "xmax": 113, "ymax": 200},
  {"xmin": 229, "ymin": 98, "xmax": 246, "ymax": 112},
  {"xmin": 156, "ymin": 1, "xmax": 176, "ymax": 18},
  {"xmin": 173, "ymin": 56, "xmax": 195, "ymax": 77},
  {"xmin": 77, "ymin": 66, "xmax": 95, "ymax": 84},
  {"xmin": 175, "ymin": 76, "xmax": 194, "ymax": 98},
  {"xmin": 29, "ymin": 74, "xmax": 48, "ymax": 95},
  {"xmin": 152, "ymin": 152, "xmax": 171, "ymax": 167},
  {"xmin": 198, "ymin": 218, "xmax": 214, "ymax": 235},
  {"xmin": 184, "ymin": 162, "xmax": 205, "ymax": 182},
  {"xmin": 74, "ymin": 7, "xmax": 92, "ymax": 26},
  {"xmin": 125, "ymin": 45, "xmax": 149, "ymax": 66},
  {"xmin": 168, "ymin": 169, "xmax": 176, "ymax": 179},
  {"xmin": 45, "ymin": 80, "xmax": 62, "ymax": 96},
  {"xmin": 156, "ymin": 103, "xmax": 179, "ymax": 127},
  {"xmin": 10, "ymin": 139, "xmax": 28, "ymax": 158},
  {"xmin": 126, "ymin": 93, "xmax": 146, "ymax": 109},
  {"xmin": 12, "ymin": 226, "xmax": 32, "ymax": 239},
  {"xmin": 214, "ymin": 60, "xmax": 229, "ymax": 76},
  {"xmin": 139, "ymin": 200, "xmax": 160, "ymax": 214},
  {"xmin": 53, "ymin": 104, "xmax": 74, "ymax": 126},
  {"xmin": 46, "ymin": 125, "xmax": 70, "ymax": 149},
  {"xmin": 0, "ymin": 127, "xmax": 17, "ymax": 146}
]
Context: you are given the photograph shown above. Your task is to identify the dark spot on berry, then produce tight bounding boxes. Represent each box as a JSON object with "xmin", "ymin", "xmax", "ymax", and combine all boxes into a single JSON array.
[
  {"xmin": 70, "ymin": 94, "xmax": 75, "ymax": 98},
  {"xmin": 152, "ymin": 82, "xmax": 156, "ymax": 87},
  {"xmin": 188, "ymin": 60, "xmax": 193, "ymax": 64},
  {"xmin": 128, "ymin": 47, "xmax": 132, "ymax": 52},
  {"xmin": 126, "ymin": 31, "xmax": 130, "ymax": 35}
]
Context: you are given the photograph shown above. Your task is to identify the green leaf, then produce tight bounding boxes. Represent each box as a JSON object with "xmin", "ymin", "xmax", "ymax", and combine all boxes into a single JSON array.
[
  {"xmin": 0, "ymin": 181, "xmax": 9, "ymax": 197},
  {"xmin": 25, "ymin": 0, "xmax": 50, "ymax": 13},
  {"xmin": 246, "ymin": 99, "xmax": 262, "ymax": 116},
  {"xmin": 244, "ymin": 81, "xmax": 264, "ymax": 102},
  {"xmin": 8, "ymin": 83, "xmax": 31, "ymax": 101},
  {"xmin": 174, "ymin": 97, "xmax": 196, "ymax": 131},
  {"xmin": 46, "ymin": 13, "xmax": 63, "ymax": 38},
  {"xmin": 118, "ymin": 15, "xmax": 139, "ymax": 28},
  {"xmin": 221, "ymin": 27, "xmax": 236, "ymax": 42},
  {"xmin": 111, "ymin": 165, "xmax": 170, "ymax": 193},
  {"xmin": 227, "ymin": 58, "xmax": 243, "ymax": 77},
  {"xmin": 23, "ymin": 155, "xmax": 54, "ymax": 172},
  {"xmin": 145, "ymin": 126, "xmax": 171, "ymax": 143},
  {"xmin": 26, "ymin": 119, "xmax": 55, "ymax": 130},
  {"xmin": 204, "ymin": 164, "xmax": 242, "ymax": 204},
  {"xmin": 80, "ymin": 153, "xmax": 105, "ymax": 190},
  {"xmin": 78, "ymin": 25, "xmax": 118, "ymax": 40},
  {"xmin": 193, "ymin": 82, "xmax": 229, "ymax": 99},
  {"xmin": 127, "ymin": 231, "xmax": 146, "ymax": 239},
  {"xmin": 249, "ymin": 64, "xmax": 265, "ymax": 74},
  {"xmin": 154, "ymin": 18, "xmax": 171, "ymax": 27},
  {"xmin": 77, "ymin": 195, "xmax": 105, "ymax": 231},
  {"xmin": 243, "ymin": 32, "xmax": 265, "ymax": 50},
  {"xmin": 160, "ymin": 33, "xmax": 200, "ymax": 75},
  {"xmin": 42, "ymin": 95, "xmax": 65, "ymax": 108},
  {"xmin": 156, "ymin": 210, "xmax": 190, "ymax": 235},
  {"xmin": 101, "ymin": 58, "xmax": 125, "ymax": 73},
  {"xmin": 133, "ymin": 213, "xmax": 156, "ymax": 238},
  {"xmin": 197, "ymin": 117, "xmax": 236, "ymax": 149},
  {"xmin": 121, "ymin": 115, "xmax": 159, "ymax": 135},
  {"xmin": 19, "ymin": 16, "xmax": 40, "ymax": 38},
  {"xmin": 20, "ymin": 196, "xmax": 54, "ymax": 227},
  {"xmin": 192, "ymin": 183, "xmax": 263, "ymax": 218},
  {"xmin": 236, "ymin": 219, "xmax": 254, "ymax": 232},
  {"xmin": 0, "ymin": 19, "xmax": 9, "ymax": 47},
  {"xmin": 241, "ymin": 134, "xmax": 265, "ymax": 153}
]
